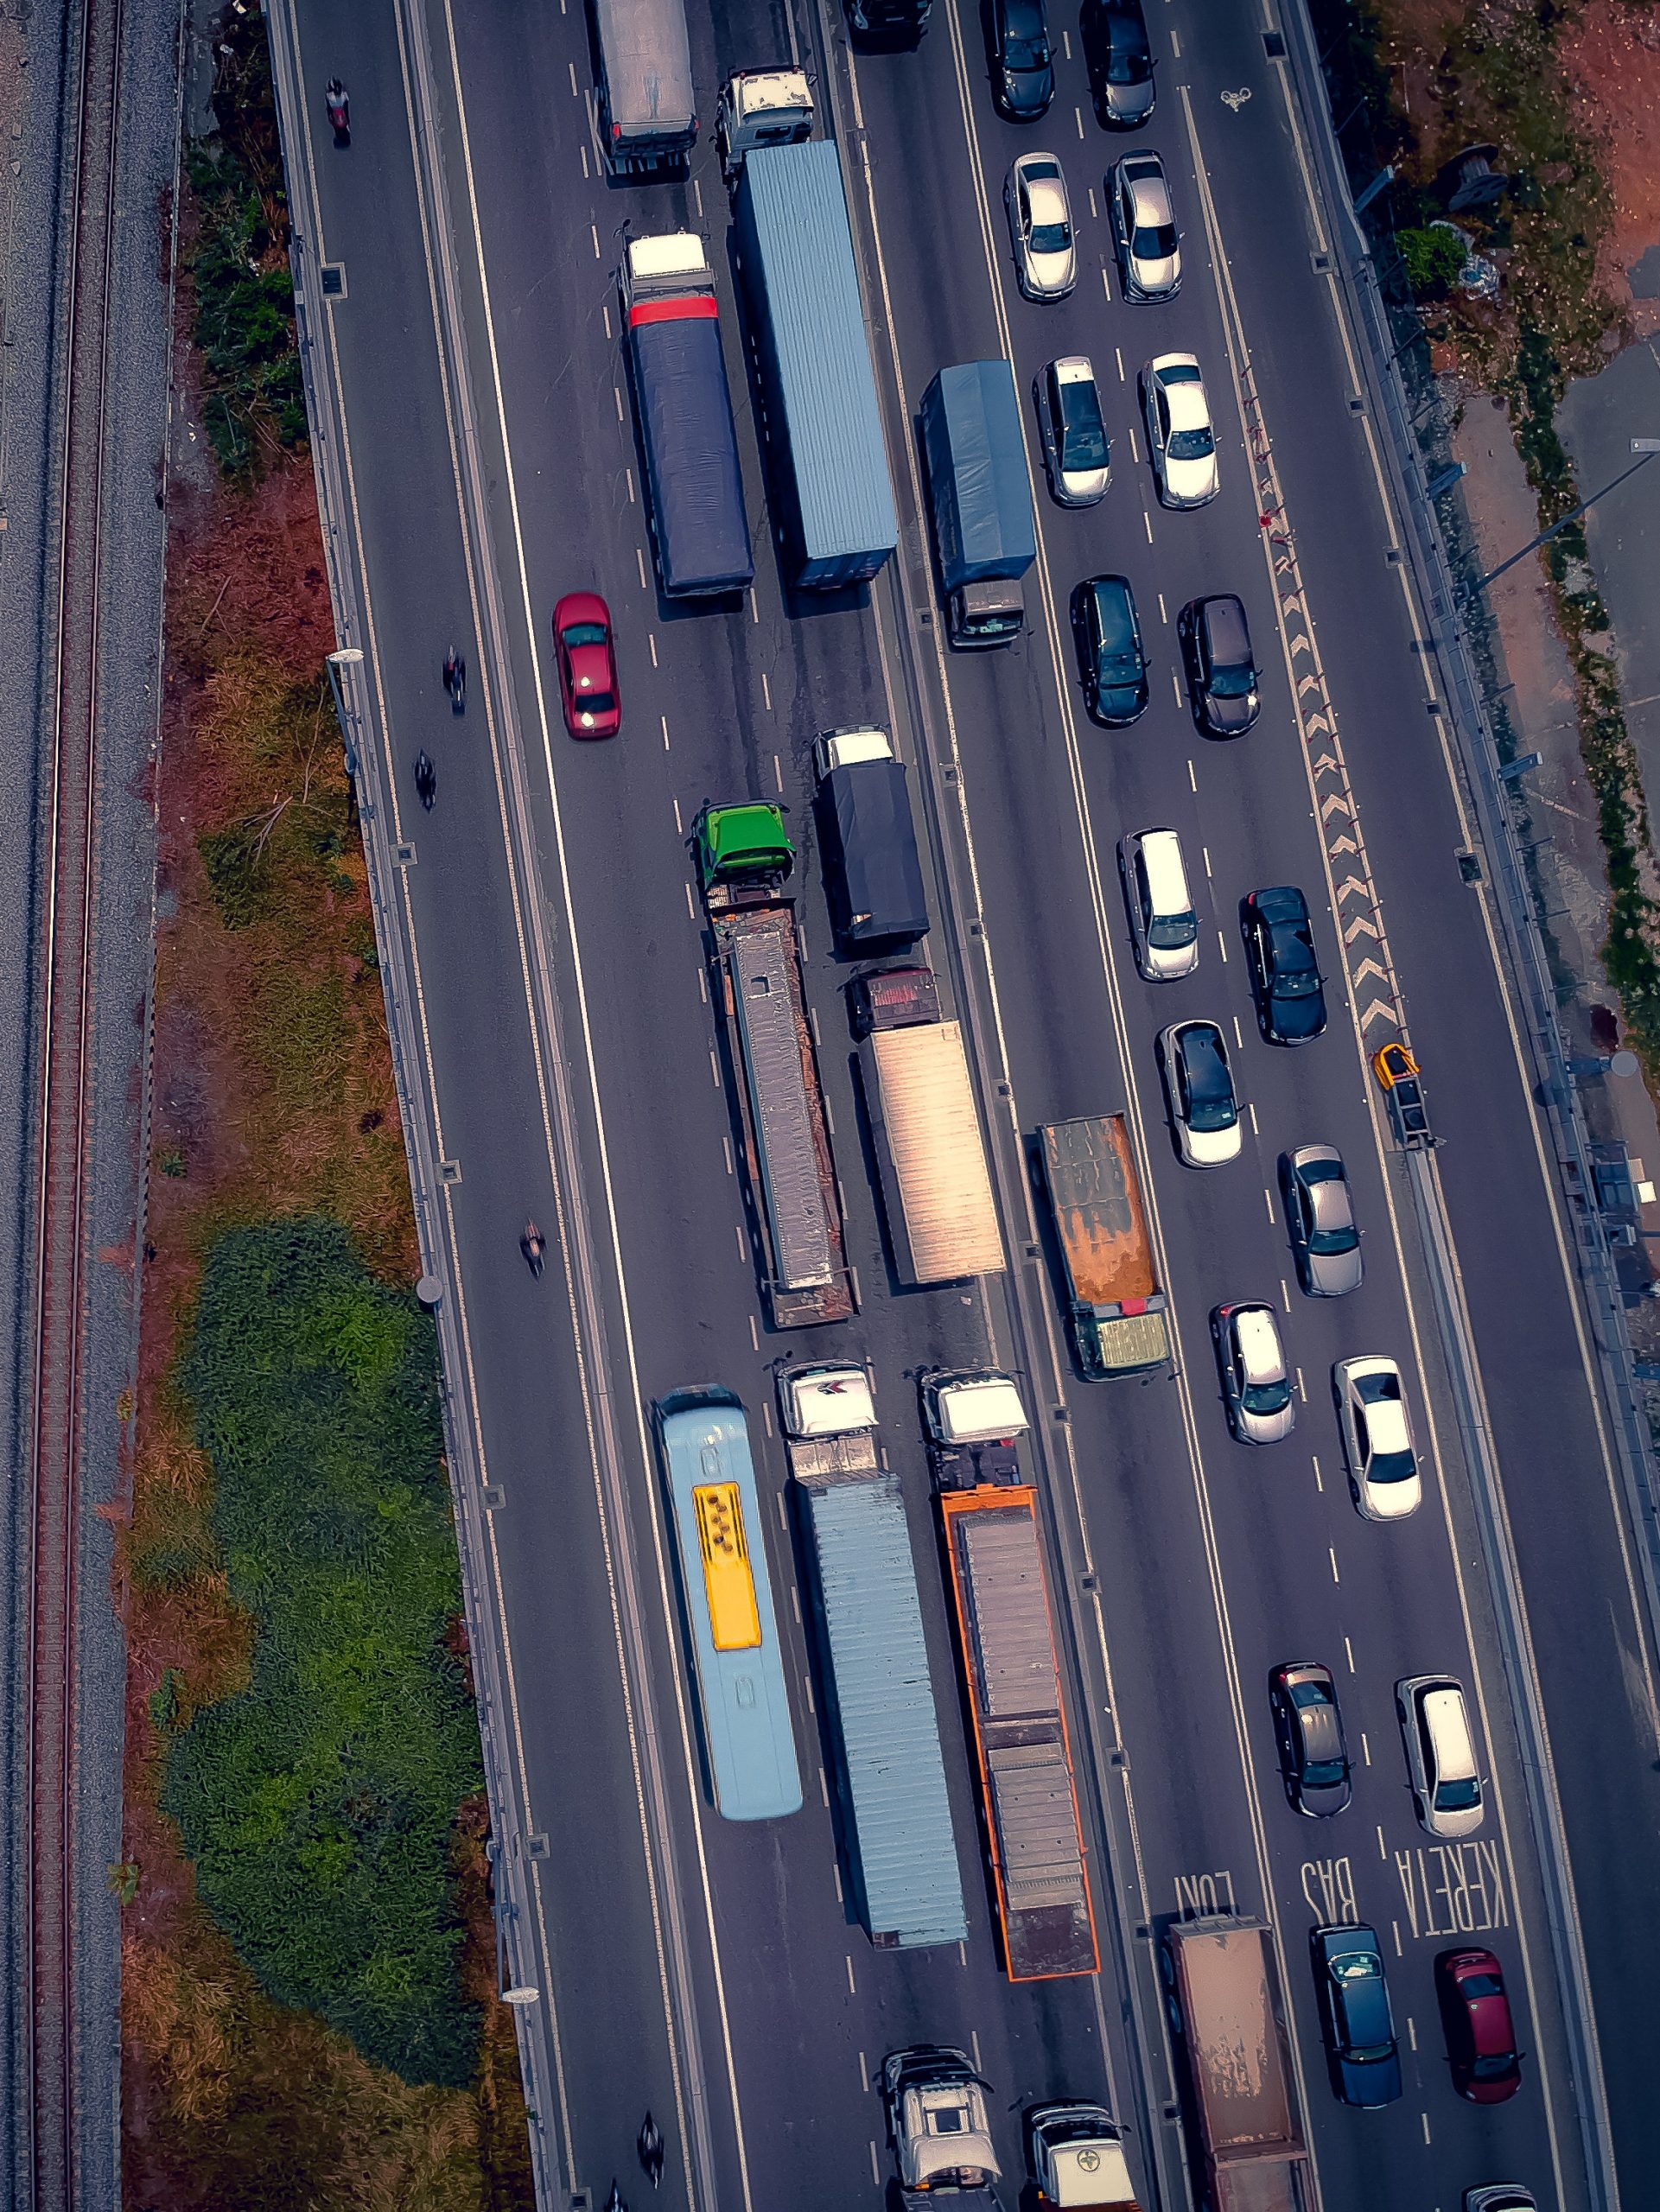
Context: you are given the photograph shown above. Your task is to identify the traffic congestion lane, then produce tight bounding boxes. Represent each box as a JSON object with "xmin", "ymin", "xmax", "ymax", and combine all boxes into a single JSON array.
[
  {"xmin": 1177, "ymin": 15, "xmax": 1660, "ymax": 2183},
  {"xmin": 417, "ymin": 10, "xmax": 1146, "ymax": 2206},
  {"xmin": 836, "ymin": 0, "xmax": 1593, "ymax": 2185}
]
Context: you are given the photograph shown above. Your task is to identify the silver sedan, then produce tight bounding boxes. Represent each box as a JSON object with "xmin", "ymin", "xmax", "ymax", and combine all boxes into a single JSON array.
[
  {"xmin": 1006, "ymin": 152, "xmax": 1078, "ymax": 301},
  {"xmin": 1280, "ymin": 1144, "xmax": 1364, "ymax": 1295}
]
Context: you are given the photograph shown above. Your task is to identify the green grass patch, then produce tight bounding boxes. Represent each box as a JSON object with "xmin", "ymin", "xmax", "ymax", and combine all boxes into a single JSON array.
[
  {"xmin": 162, "ymin": 1218, "xmax": 484, "ymax": 2089},
  {"xmin": 1399, "ymin": 226, "xmax": 1466, "ymax": 301}
]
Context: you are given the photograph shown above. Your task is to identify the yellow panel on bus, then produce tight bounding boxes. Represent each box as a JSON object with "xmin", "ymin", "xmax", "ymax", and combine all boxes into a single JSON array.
[{"xmin": 693, "ymin": 1482, "xmax": 761, "ymax": 1652}]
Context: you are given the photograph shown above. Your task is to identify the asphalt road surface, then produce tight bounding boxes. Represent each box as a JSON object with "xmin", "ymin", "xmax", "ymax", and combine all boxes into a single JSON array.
[{"xmin": 273, "ymin": 1, "xmax": 1660, "ymax": 2207}]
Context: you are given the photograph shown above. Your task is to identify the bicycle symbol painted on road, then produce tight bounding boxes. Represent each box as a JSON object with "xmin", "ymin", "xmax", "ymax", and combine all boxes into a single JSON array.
[{"xmin": 1220, "ymin": 86, "xmax": 1252, "ymax": 111}]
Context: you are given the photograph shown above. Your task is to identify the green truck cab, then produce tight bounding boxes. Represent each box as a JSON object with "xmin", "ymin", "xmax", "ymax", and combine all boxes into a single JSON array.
[{"xmin": 696, "ymin": 803, "xmax": 796, "ymax": 910}]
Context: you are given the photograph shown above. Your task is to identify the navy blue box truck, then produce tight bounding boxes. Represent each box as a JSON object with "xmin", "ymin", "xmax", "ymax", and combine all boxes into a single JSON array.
[
  {"xmin": 622, "ymin": 233, "xmax": 755, "ymax": 598},
  {"xmin": 919, "ymin": 362, "xmax": 1036, "ymax": 646}
]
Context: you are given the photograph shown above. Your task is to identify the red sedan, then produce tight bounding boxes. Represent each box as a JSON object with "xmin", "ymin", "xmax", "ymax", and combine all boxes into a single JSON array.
[
  {"xmin": 1435, "ymin": 1946, "xmax": 1523, "ymax": 2103},
  {"xmin": 553, "ymin": 591, "xmax": 620, "ymax": 738}
]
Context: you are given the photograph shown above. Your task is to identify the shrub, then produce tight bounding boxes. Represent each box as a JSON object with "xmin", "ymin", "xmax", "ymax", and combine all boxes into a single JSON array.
[
  {"xmin": 163, "ymin": 1219, "xmax": 483, "ymax": 2088},
  {"xmin": 1399, "ymin": 226, "xmax": 1467, "ymax": 302},
  {"xmin": 197, "ymin": 822, "xmax": 272, "ymax": 930}
]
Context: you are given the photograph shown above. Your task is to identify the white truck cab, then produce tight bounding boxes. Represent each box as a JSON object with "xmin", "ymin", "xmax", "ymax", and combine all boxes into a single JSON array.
[
  {"xmin": 812, "ymin": 722, "xmax": 894, "ymax": 780},
  {"xmin": 922, "ymin": 1370, "xmax": 1030, "ymax": 1447},
  {"xmin": 715, "ymin": 69, "xmax": 814, "ymax": 183},
  {"xmin": 1027, "ymin": 2102, "xmax": 1142, "ymax": 2210},
  {"xmin": 777, "ymin": 1362, "xmax": 880, "ymax": 1483}
]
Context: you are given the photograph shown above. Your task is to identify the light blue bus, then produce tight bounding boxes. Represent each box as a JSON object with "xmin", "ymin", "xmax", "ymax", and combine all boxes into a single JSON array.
[{"xmin": 654, "ymin": 1388, "xmax": 803, "ymax": 1822}]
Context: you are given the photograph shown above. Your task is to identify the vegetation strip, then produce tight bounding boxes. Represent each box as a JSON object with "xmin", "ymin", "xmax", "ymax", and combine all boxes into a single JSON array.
[{"xmin": 119, "ymin": 8, "xmax": 531, "ymax": 2204}]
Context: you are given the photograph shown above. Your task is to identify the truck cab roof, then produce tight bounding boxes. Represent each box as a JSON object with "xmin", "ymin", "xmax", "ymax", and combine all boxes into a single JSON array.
[
  {"xmin": 925, "ymin": 1369, "xmax": 1030, "ymax": 1445},
  {"xmin": 1029, "ymin": 2101, "xmax": 1139, "ymax": 2208},
  {"xmin": 777, "ymin": 1363, "xmax": 877, "ymax": 1438},
  {"xmin": 697, "ymin": 803, "xmax": 794, "ymax": 882},
  {"xmin": 626, "ymin": 232, "xmax": 710, "ymax": 284},
  {"xmin": 813, "ymin": 723, "xmax": 894, "ymax": 779},
  {"xmin": 724, "ymin": 67, "xmax": 813, "ymax": 125}
]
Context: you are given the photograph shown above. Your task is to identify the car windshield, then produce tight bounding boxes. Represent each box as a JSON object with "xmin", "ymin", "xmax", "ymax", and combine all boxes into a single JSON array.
[
  {"xmin": 1367, "ymin": 1446, "xmax": 1415, "ymax": 1483},
  {"xmin": 1007, "ymin": 29, "xmax": 1050, "ymax": 66},
  {"xmin": 1167, "ymin": 423, "xmax": 1214, "ymax": 462},
  {"xmin": 1472, "ymin": 2053, "xmax": 1517, "ymax": 2080},
  {"xmin": 1435, "ymin": 1776, "xmax": 1482, "ymax": 1811},
  {"xmin": 562, "ymin": 622, "xmax": 608, "ymax": 647},
  {"xmin": 1243, "ymin": 1376, "xmax": 1291, "ymax": 1415},
  {"xmin": 1133, "ymin": 221, "xmax": 1177, "ymax": 258},
  {"xmin": 1210, "ymin": 661, "xmax": 1255, "ymax": 697},
  {"xmin": 578, "ymin": 689, "xmax": 616, "ymax": 715},
  {"xmin": 1031, "ymin": 218, "xmax": 1072, "ymax": 253},
  {"xmin": 1304, "ymin": 1756, "xmax": 1348, "ymax": 1786},
  {"xmin": 1148, "ymin": 910, "xmax": 1196, "ymax": 950}
]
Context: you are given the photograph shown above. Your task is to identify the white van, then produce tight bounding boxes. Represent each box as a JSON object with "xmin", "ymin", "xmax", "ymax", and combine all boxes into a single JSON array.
[
  {"xmin": 1396, "ymin": 1674, "xmax": 1484, "ymax": 1838},
  {"xmin": 1119, "ymin": 828, "xmax": 1199, "ymax": 981}
]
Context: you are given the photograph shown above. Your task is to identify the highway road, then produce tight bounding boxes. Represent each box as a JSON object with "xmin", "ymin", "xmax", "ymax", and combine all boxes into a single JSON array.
[{"xmin": 270, "ymin": 1, "xmax": 1660, "ymax": 2207}]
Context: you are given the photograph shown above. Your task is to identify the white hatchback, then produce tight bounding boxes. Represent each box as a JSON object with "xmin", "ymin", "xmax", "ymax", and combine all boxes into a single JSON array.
[
  {"xmin": 1006, "ymin": 152, "xmax": 1078, "ymax": 300},
  {"xmin": 1158, "ymin": 1020, "xmax": 1241, "ymax": 1167},
  {"xmin": 1334, "ymin": 1356, "xmax": 1421, "ymax": 1519}
]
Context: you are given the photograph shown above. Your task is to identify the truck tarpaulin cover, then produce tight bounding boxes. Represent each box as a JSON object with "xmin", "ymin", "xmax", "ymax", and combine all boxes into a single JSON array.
[
  {"xmin": 593, "ymin": 0, "xmax": 695, "ymax": 141},
  {"xmin": 822, "ymin": 760, "xmax": 929, "ymax": 944},
  {"xmin": 631, "ymin": 308, "xmax": 754, "ymax": 593},
  {"xmin": 924, "ymin": 361, "xmax": 1036, "ymax": 583}
]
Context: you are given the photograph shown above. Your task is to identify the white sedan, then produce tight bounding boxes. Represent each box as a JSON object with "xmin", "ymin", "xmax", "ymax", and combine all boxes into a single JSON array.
[
  {"xmin": 1157, "ymin": 1020, "xmax": 1241, "ymax": 1166},
  {"xmin": 1006, "ymin": 152, "xmax": 1078, "ymax": 301},
  {"xmin": 1333, "ymin": 1356, "xmax": 1421, "ymax": 1520},
  {"xmin": 1141, "ymin": 353, "xmax": 1219, "ymax": 507}
]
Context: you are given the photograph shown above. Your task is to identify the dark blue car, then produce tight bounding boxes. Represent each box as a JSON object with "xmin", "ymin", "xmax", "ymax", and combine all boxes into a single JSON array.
[
  {"xmin": 1312, "ymin": 1924, "xmax": 1403, "ymax": 2107},
  {"xmin": 1242, "ymin": 885, "xmax": 1328, "ymax": 1044},
  {"xmin": 989, "ymin": 0, "xmax": 1054, "ymax": 119}
]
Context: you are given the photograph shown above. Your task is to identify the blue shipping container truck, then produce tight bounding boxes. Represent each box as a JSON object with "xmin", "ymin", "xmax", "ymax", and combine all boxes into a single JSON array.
[
  {"xmin": 624, "ymin": 235, "xmax": 755, "ymax": 598},
  {"xmin": 655, "ymin": 1389, "xmax": 803, "ymax": 1821},
  {"xmin": 736, "ymin": 140, "xmax": 900, "ymax": 589},
  {"xmin": 919, "ymin": 361, "xmax": 1036, "ymax": 647},
  {"xmin": 798, "ymin": 1471, "xmax": 969, "ymax": 1948}
]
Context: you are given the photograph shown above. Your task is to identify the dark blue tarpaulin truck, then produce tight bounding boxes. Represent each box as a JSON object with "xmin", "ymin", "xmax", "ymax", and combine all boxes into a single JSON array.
[
  {"xmin": 920, "ymin": 361, "xmax": 1036, "ymax": 646},
  {"xmin": 623, "ymin": 233, "xmax": 754, "ymax": 599}
]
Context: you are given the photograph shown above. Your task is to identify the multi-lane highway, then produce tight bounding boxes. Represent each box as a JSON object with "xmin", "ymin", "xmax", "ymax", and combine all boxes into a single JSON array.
[{"xmin": 269, "ymin": 1, "xmax": 1660, "ymax": 2206}]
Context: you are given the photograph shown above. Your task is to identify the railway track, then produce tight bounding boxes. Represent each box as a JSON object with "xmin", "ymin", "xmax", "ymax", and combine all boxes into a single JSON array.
[{"xmin": 26, "ymin": 0, "xmax": 126, "ymax": 2202}]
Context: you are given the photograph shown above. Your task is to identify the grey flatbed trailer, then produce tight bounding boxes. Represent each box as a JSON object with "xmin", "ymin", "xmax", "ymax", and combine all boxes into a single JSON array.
[{"xmin": 712, "ymin": 904, "xmax": 853, "ymax": 1327}]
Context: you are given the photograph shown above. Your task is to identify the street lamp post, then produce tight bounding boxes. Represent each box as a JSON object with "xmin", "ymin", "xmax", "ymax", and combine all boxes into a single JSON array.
[{"xmin": 1459, "ymin": 439, "xmax": 1660, "ymax": 604}]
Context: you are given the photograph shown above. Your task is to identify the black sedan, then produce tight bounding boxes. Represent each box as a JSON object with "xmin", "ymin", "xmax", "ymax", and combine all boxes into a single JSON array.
[
  {"xmin": 1080, "ymin": 0, "xmax": 1155, "ymax": 129},
  {"xmin": 1073, "ymin": 575, "xmax": 1148, "ymax": 726},
  {"xmin": 1269, "ymin": 1660, "xmax": 1352, "ymax": 1816},
  {"xmin": 1241, "ymin": 886, "xmax": 1327, "ymax": 1044},
  {"xmin": 1312, "ymin": 1924, "xmax": 1403, "ymax": 2107},
  {"xmin": 989, "ymin": 0, "xmax": 1054, "ymax": 120}
]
